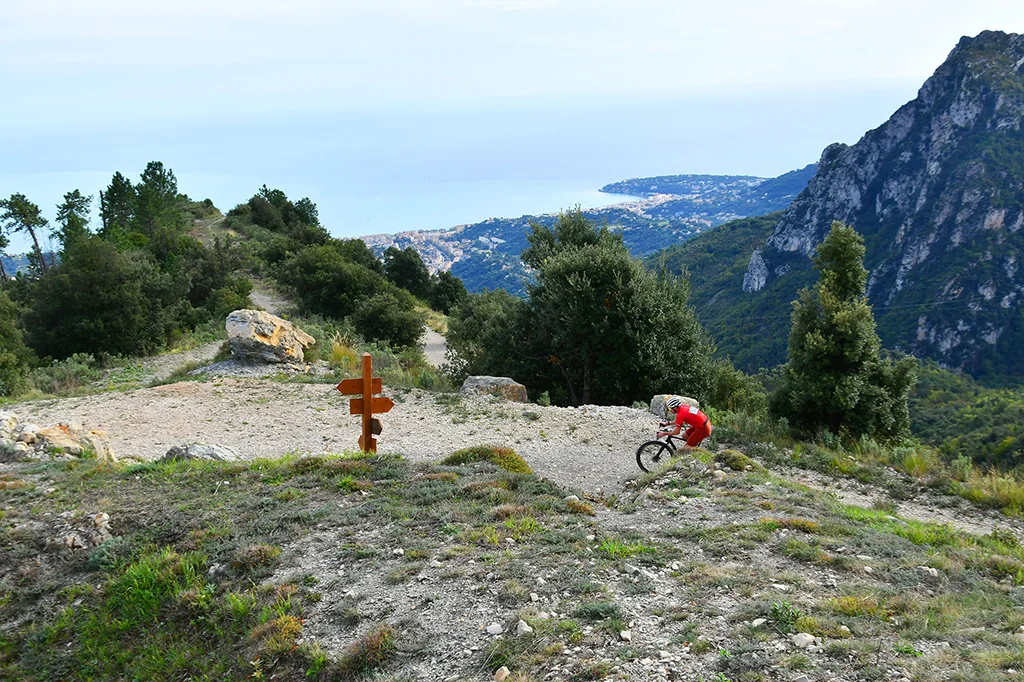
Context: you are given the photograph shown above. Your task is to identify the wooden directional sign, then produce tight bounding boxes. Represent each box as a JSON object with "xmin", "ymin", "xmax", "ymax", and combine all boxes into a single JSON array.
[
  {"xmin": 337, "ymin": 377, "xmax": 381, "ymax": 395},
  {"xmin": 336, "ymin": 353, "xmax": 393, "ymax": 453},
  {"xmin": 347, "ymin": 396, "xmax": 395, "ymax": 415}
]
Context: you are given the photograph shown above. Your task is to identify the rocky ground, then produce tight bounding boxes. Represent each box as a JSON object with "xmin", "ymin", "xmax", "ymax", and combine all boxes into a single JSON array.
[{"xmin": 4, "ymin": 340, "xmax": 1024, "ymax": 680}]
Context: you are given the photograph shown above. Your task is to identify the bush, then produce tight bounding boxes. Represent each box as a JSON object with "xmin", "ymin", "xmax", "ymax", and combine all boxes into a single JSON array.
[
  {"xmin": 31, "ymin": 353, "xmax": 101, "ymax": 394},
  {"xmin": 441, "ymin": 445, "xmax": 533, "ymax": 474},
  {"xmin": 351, "ymin": 290, "xmax": 426, "ymax": 348}
]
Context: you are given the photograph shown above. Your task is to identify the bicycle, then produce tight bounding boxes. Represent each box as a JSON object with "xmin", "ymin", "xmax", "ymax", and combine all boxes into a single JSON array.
[{"xmin": 635, "ymin": 422, "xmax": 686, "ymax": 472}]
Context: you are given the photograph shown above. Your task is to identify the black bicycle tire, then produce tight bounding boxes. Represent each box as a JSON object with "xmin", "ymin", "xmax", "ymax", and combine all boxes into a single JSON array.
[{"xmin": 636, "ymin": 440, "xmax": 673, "ymax": 473}]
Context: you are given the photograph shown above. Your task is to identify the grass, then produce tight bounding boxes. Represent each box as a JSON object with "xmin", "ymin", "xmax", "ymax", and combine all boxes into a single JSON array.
[{"xmin": 441, "ymin": 444, "xmax": 533, "ymax": 474}]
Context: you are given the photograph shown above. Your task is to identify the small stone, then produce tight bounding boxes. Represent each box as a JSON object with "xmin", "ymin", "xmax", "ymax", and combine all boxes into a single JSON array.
[
  {"xmin": 530, "ymin": 592, "xmax": 540, "ymax": 602},
  {"xmin": 751, "ymin": 618, "xmax": 767, "ymax": 628},
  {"xmin": 431, "ymin": 560, "xmax": 443, "ymax": 568},
  {"xmin": 1014, "ymin": 631, "xmax": 1024, "ymax": 644},
  {"xmin": 393, "ymin": 548, "xmax": 405, "ymax": 556},
  {"xmin": 494, "ymin": 666, "xmax": 511, "ymax": 682},
  {"xmin": 670, "ymin": 562, "xmax": 680, "ymax": 571},
  {"xmin": 839, "ymin": 625, "xmax": 851, "ymax": 634},
  {"xmin": 863, "ymin": 566, "xmax": 873, "ymax": 574},
  {"xmin": 793, "ymin": 675, "xmax": 810, "ymax": 682},
  {"xmin": 624, "ymin": 563, "xmax": 640, "ymax": 576},
  {"xmin": 619, "ymin": 630, "xmax": 632, "ymax": 642},
  {"xmin": 770, "ymin": 583, "xmax": 791, "ymax": 592},
  {"xmin": 564, "ymin": 495, "xmax": 580, "ymax": 503},
  {"xmin": 486, "ymin": 622, "xmax": 504, "ymax": 635},
  {"xmin": 585, "ymin": 534, "xmax": 595, "ymax": 541},
  {"xmin": 856, "ymin": 554, "xmax": 873, "ymax": 561},
  {"xmin": 712, "ymin": 470, "xmax": 727, "ymax": 480},
  {"xmin": 516, "ymin": 619, "xmax": 533, "ymax": 635},
  {"xmin": 791, "ymin": 632, "xmax": 815, "ymax": 649},
  {"xmin": 92, "ymin": 512, "xmax": 110, "ymax": 529},
  {"xmin": 659, "ymin": 650, "xmax": 672, "ymax": 660},
  {"xmin": 536, "ymin": 576, "xmax": 547, "ymax": 586},
  {"xmin": 918, "ymin": 565, "xmax": 939, "ymax": 578}
]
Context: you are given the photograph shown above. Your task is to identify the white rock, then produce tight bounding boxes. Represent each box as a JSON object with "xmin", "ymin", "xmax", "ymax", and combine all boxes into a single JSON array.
[
  {"xmin": 564, "ymin": 495, "xmax": 580, "ymax": 503},
  {"xmin": 226, "ymin": 309, "xmax": 314, "ymax": 364},
  {"xmin": 494, "ymin": 666, "xmax": 511, "ymax": 682},
  {"xmin": 393, "ymin": 548, "xmax": 405, "ymax": 556},
  {"xmin": 619, "ymin": 630, "xmax": 632, "ymax": 642},
  {"xmin": 536, "ymin": 576, "xmax": 547, "ymax": 586},
  {"xmin": 791, "ymin": 632, "xmax": 815, "ymax": 649},
  {"xmin": 486, "ymin": 623, "xmax": 504, "ymax": 635},
  {"xmin": 530, "ymin": 592, "xmax": 540, "ymax": 602},
  {"xmin": 863, "ymin": 566, "xmax": 873, "ymax": 574},
  {"xmin": 856, "ymin": 554, "xmax": 873, "ymax": 561},
  {"xmin": 516, "ymin": 619, "xmax": 533, "ymax": 635},
  {"xmin": 751, "ymin": 618, "xmax": 767, "ymax": 628},
  {"xmin": 918, "ymin": 565, "xmax": 939, "ymax": 578}
]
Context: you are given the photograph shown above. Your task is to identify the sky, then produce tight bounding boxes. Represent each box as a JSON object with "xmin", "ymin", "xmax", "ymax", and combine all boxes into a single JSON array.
[{"xmin": 3, "ymin": 1, "xmax": 1024, "ymax": 248}]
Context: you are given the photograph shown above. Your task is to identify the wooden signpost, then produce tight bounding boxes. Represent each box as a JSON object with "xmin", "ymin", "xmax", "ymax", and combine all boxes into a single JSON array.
[{"xmin": 337, "ymin": 353, "xmax": 394, "ymax": 452}]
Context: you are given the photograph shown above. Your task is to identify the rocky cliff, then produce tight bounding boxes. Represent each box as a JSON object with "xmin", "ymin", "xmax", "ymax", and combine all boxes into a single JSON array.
[{"xmin": 734, "ymin": 31, "xmax": 1024, "ymax": 378}]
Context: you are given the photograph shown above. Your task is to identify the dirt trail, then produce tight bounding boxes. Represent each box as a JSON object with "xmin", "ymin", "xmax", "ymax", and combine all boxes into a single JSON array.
[{"xmin": 421, "ymin": 328, "xmax": 447, "ymax": 367}]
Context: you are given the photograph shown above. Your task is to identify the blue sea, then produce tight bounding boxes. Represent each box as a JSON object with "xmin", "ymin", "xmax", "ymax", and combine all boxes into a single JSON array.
[{"xmin": 0, "ymin": 87, "xmax": 917, "ymax": 251}]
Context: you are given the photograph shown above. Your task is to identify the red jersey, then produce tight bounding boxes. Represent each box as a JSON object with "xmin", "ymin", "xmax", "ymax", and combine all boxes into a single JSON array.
[{"xmin": 675, "ymin": 404, "xmax": 708, "ymax": 428}]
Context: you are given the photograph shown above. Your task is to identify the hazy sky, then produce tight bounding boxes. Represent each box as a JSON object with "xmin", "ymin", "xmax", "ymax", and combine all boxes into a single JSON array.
[{"xmin": 6, "ymin": 0, "xmax": 1024, "ymax": 130}]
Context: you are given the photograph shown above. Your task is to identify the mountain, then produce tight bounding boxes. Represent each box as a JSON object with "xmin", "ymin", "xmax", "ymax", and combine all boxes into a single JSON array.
[
  {"xmin": 360, "ymin": 167, "xmax": 814, "ymax": 294},
  {"xmin": 658, "ymin": 31, "xmax": 1024, "ymax": 381}
]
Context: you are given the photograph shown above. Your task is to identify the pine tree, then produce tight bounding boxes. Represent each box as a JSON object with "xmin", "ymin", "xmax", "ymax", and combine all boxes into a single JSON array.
[
  {"xmin": 770, "ymin": 221, "xmax": 916, "ymax": 441},
  {"xmin": 99, "ymin": 171, "xmax": 136, "ymax": 235},
  {"xmin": 54, "ymin": 190, "xmax": 93, "ymax": 252},
  {"xmin": 0, "ymin": 193, "xmax": 50, "ymax": 274}
]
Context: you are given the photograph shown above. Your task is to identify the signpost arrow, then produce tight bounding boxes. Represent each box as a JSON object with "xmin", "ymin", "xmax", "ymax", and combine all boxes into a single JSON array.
[
  {"xmin": 347, "ymin": 396, "xmax": 395, "ymax": 415},
  {"xmin": 337, "ymin": 377, "xmax": 381, "ymax": 395}
]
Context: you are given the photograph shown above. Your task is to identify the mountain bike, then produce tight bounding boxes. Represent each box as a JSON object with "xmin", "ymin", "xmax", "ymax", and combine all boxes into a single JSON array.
[{"xmin": 635, "ymin": 422, "xmax": 686, "ymax": 472}]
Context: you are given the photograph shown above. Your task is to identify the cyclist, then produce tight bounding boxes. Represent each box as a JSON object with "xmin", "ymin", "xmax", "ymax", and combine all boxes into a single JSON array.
[{"xmin": 656, "ymin": 396, "xmax": 712, "ymax": 449}]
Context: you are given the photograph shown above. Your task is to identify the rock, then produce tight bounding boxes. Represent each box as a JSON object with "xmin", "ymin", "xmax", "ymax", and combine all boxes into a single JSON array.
[
  {"xmin": 863, "ymin": 565, "xmax": 873, "ymax": 574},
  {"xmin": 225, "ymin": 309, "xmax": 314, "ymax": 364},
  {"xmin": 793, "ymin": 675, "xmax": 810, "ymax": 682},
  {"xmin": 648, "ymin": 395, "xmax": 699, "ymax": 419},
  {"xmin": 460, "ymin": 376, "xmax": 528, "ymax": 403},
  {"xmin": 0, "ymin": 410, "xmax": 18, "ymax": 434},
  {"xmin": 856, "ymin": 554, "xmax": 873, "ymax": 561},
  {"xmin": 63, "ymin": 533, "xmax": 88, "ymax": 550},
  {"xmin": 36, "ymin": 424, "xmax": 116, "ymax": 462},
  {"xmin": 516, "ymin": 619, "xmax": 533, "ymax": 635},
  {"xmin": 619, "ymin": 630, "xmax": 632, "ymax": 642},
  {"xmin": 564, "ymin": 495, "xmax": 580, "ymax": 503},
  {"xmin": 839, "ymin": 625, "xmax": 851, "ymax": 634},
  {"xmin": 712, "ymin": 470, "xmax": 727, "ymax": 481},
  {"xmin": 162, "ymin": 443, "xmax": 239, "ymax": 462},
  {"xmin": 494, "ymin": 666, "xmax": 510, "ymax": 682},
  {"xmin": 918, "ymin": 565, "xmax": 939, "ymax": 578},
  {"xmin": 530, "ymin": 592, "xmax": 540, "ymax": 602},
  {"xmin": 751, "ymin": 618, "xmax": 767, "ymax": 628},
  {"xmin": 486, "ymin": 622, "xmax": 504, "ymax": 635},
  {"xmin": 624, "ymin": 563, "xmax": 640, "ymax": 576},
  {"xmin": 536, "ymin": 576, "xmax": 547, "ymax": 586},
  {"xmin": 791, "ymin": 633, "xmax": 815, "ymax": 649}
]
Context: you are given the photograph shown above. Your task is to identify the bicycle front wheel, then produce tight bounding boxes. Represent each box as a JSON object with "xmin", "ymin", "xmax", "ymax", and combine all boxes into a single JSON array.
[{"xmin": 636, "ymin": 440, "xmax": 673, "ymax": 473}]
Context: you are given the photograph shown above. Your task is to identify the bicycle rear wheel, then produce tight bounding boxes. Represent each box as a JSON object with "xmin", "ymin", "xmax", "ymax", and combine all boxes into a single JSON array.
[{"xmin": 636, "ymin": 440, "xmax": 673, "ymax": 473}]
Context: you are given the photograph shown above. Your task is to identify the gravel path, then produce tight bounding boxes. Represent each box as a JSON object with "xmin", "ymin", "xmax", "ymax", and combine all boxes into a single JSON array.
[
  {"xmin": 421, "ymin": 328, "xmax": 447, "ymax": 367},
  {"xmin": 13, "ymin": 382, "xmax": 659, "ymax": 493}
]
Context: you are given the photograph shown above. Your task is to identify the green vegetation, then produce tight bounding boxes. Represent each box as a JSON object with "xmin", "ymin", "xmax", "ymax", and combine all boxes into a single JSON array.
[
  {"xmin": 441, "ymin": 444, "xmax": 533, "ymax": 474},
  {"xmin": 446, "ymin": 209, "xmax": 716, "ymax": 406},
  {"xmin": 770, "ymin": 223, "xmax": 916, "ymax": 441}
]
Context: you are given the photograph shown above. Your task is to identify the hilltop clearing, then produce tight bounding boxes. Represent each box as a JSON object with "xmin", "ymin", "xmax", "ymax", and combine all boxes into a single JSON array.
[{"xmin": 3, "ymin": 414, "xmax": 1024, "ymax": 681}]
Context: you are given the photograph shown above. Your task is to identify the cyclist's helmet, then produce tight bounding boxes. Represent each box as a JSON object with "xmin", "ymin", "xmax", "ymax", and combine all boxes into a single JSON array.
[{"xmin": 665, "ymin": 396, "xmax": 683, "ymax": 411}]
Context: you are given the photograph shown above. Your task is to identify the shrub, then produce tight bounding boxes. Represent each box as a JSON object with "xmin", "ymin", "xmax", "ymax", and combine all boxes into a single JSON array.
[
  {"xmin": 351, "ymin": 290, "xmax": 426, "ymax": 348},
  {"xmin": 335, "ymin": 623, "xmax": 398, "ymax": 676},
  {"xmin": 31, "ymin": 353, "xmax": 101, "ymax": 394},
  {"xmin": 441, "ymin": 445, "xmax": 533, "ymax": 474},
  {"xmin": 715, "ymin": 449, "xmax": 763, "ymax": 472}
]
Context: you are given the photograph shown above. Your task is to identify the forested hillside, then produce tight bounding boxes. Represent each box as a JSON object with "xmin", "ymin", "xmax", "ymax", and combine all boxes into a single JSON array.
[{"xmin": 664, "ymin": 31, "xmax": 1024, "ymax": 382}]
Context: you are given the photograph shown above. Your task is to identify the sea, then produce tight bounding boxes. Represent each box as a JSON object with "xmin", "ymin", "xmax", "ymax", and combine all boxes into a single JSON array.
[{"xmin": 0, "ymin": 87, "xmax": 917, "ymax": 251}]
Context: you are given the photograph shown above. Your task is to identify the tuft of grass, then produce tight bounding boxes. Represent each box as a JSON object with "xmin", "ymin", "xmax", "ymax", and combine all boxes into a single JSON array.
[
  {"xmin": 334, "ymin": 623, "xmax": 398, "ymax": 677},
  {"xmin": 441, "ymin": 445, "xmax": 533, "ymax": 474},
  {"xmin": 759, "ymin": 517, "xmax": 821, "ymax": 534},
  {"xmin": 566, "ymin": 499, "xmax": 596, "ymax": 516},
  {"xmin": 715, "ymin": 449, "xmax": 763, "ymax": 472},
  {"xmin": 573, "ymin": 601, "xmax": 622, "ymax": 621},
  {"xmin": 768, "ymin": 600, "xmax": 803, "ymax": 633},
  {"xmin": 231, "ymin": 544, "xmax": 282, "ymax": 573},
  {"xmin": 597, "ymin": 537, "xmax": 658, "ymax": 559}
]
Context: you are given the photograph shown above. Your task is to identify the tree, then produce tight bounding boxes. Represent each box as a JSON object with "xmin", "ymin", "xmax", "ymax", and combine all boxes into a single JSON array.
[
  {"xmin": 383, "ymin": 246, "xmax": 432, "ymax": 299},
  {"xmin": 0, "ymin": 193, "xmax": 49, "ymax": 274},
  {"xmin": 295, "ymin": 197, "xmax": 320, "ymax": 226},
  {"xmin": 351, "ymin": 289, "xmax": 426, "ymax": 348},
  {"xmin": 99, "ymin": 171, "xmax": 136, "ymax": 235},
  {"xmin": 134, "ymin": 161, "xmax": 181, "ymax": 237},
  {"xmin": 23, "ymin": 237, "xmax": 186, "ymax": 359},
  {"xmin": 276, "ymin": 244, "xmax": 391, "ymax": 319},
  {"xmin": 430, "ymin": 270, "xmax": 468, "ymax": 314},
  {"xmin": 447, "ymin": 210, "xmax": 714, "ymax": 406},
  {"xmin": 0, "ymin": 291, "xmax": 32, "ymax": 396},
  {"xmin": 54, "ymin": 190, "xmax": 92, "ymax": 252},
  {"xmin": 769, "ymin": 221, "xmax": 916, "ymax": 441}
]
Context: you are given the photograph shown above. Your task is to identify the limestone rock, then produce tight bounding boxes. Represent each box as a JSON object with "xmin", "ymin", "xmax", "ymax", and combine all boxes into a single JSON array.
[
  {"xmin": 485, "ymin": 622, "xmax": 504, "ymax": 635},
  {"xmin": 494, "ymin": 667, "xmax": 510, "ymax": 682},
  {"xmin": 35, "ymin": 423, "xmax": 116, "ymax": 462},
  {"xmin": 162, "ymin": 443, "xmax": 240, "ymax": 462},
  {"xmin": 461, "ymin": 376, "xmax": 528, "ymax": 403},
  {"xmin": 791, "ymin": 632, "xmax": 816, "ymax": 649},
  {"xmin": 649, "ymin": 395, "xmax": 699, "ymax": 419},
  {"xmin": 225, "ymin": 309, "xmax": 314, "ymax": 364}
]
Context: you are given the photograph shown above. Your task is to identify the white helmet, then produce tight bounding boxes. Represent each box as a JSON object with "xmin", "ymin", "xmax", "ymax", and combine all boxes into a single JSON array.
[{"xmin": 665, "ymin": 396, "xmax": 683, "ymax": 411}]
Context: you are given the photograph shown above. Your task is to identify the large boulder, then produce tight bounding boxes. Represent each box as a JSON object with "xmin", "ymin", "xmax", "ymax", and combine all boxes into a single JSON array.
[
  {"xmin": 460, "ymin": 376, "xmax": 529, "ymax": 403},
  {"xmin": 35, "ymin": 422, "xmax": 116, "ymax": 463},
  {"xmin": 162, "ymin": 443, "xmax": 240, "ymax": 462},
  {"xmin": 649, "ymin": 394, "xmax": 700, "ymax": 420},
  {"xmin": 226, "ymin": 309, "xmax": 314, "ymax": 364}
]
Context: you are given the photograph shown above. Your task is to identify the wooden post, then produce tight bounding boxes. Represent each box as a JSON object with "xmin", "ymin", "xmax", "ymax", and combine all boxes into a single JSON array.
[
  {"xmin": 361, "ymin": 353, "xmax": 374, "ymax": 452},
  {"xmin": 336, "ymin": 353, "xmax": 393, "ymax": 453}
]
